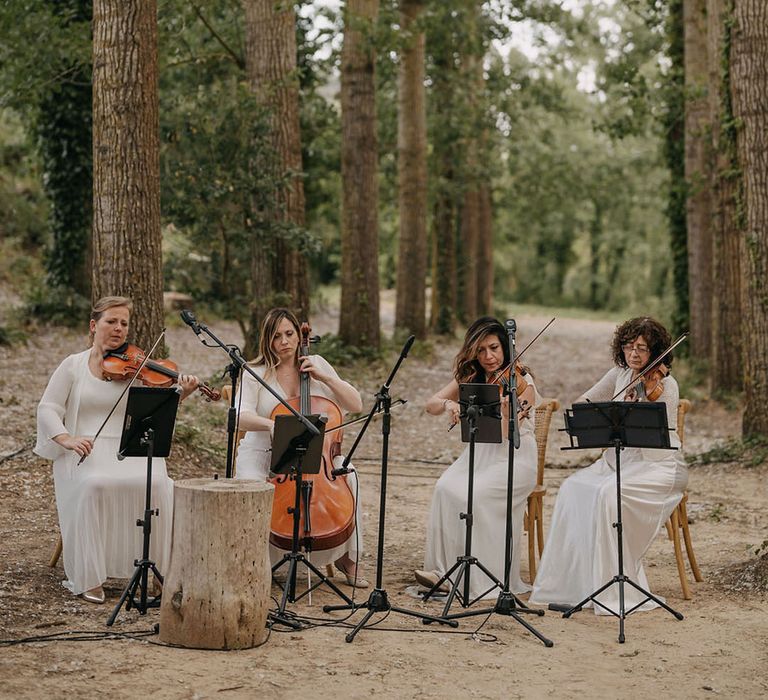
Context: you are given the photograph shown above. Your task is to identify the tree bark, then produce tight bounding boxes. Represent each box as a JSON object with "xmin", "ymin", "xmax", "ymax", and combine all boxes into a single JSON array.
[
  {"xmin": 708, "ymin": 0, "xmax": 744, "ymax": 392},
  {"xmin": 684, "ymin": 0, "xmax": 713, "ymax": 359},
  {"xmin": 730, "ymin": 0, "xmax": 768, "ymax": 436},
  {"xmin": 339, "ymin": 0, "xmax": 381, "ymax": 349},
  {"xmin": 395, "ymin": 0, "xmax": 428, "ymax": 339},
  {"xmin": 475, "ymin": 183, "xmax": 493, "ymax": 315},
  {"xmin": 430, "ymin": 173, "xmax": 457, "ymax": 335},
  {"xmin": 91, "ymin": 0, "xmax": 163, "ymax": 350},
  {"xmin": 159, "ymin": 479, "xmax": 274, "ymax": 649},
  {"xmin": 242, "ymin": 0, "xmax": 309, "ymax": 341}
]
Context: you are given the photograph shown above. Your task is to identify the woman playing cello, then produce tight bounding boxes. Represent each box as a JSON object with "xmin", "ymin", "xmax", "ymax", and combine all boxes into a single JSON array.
[{"xmin": 235, "ymin": 307, "xmax": 368, "ymax": 587}]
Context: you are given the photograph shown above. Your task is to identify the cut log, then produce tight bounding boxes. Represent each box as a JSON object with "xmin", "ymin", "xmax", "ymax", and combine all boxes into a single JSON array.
[{"xmin": 159, "ymin": 478, "xmax": 274, "ymax": 649}]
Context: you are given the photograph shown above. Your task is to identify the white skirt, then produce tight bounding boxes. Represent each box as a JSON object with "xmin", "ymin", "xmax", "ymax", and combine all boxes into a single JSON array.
[
  {"xmin": 530, "ymin": 447, "xmax": 687, "ymax": 614},
  {"xmin": 53, "ymin": 437, "xmax": 173, "ymax": 594},
  {"xmin": 423, "ymin": 435, "xmax": 537, "ymax": 600}
]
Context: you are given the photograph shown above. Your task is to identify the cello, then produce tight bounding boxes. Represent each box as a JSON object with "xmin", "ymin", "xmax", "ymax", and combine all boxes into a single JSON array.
[{"xmin": 268, "ymin": 323, "xmax": 356, "ymax": 552}]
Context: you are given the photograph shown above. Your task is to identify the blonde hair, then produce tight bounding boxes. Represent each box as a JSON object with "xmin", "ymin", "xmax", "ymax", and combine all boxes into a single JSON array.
[
  {"xmin": 254, "ymin": 307, "xmax": 302, "ymax": 371},
  {"xmin": 89, "ymin": 296, "xmax": 133, "ymax": 345}
]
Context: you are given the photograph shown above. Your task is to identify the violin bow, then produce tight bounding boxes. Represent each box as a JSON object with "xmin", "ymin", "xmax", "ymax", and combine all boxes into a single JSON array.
[
  {"xmin": 78, "ymin": 329, "xmax": 166, "ymax": 466},
  {"xmin": 324, "ymin": 398, "xmax": 408, "ymax": 436},
  {"xmin": 489, "ymin": 317, "xmax": 556, "ymax": 385},
  {"xmin": 611, "ymin": 331, "xmax": 689, "ymax": 401}
]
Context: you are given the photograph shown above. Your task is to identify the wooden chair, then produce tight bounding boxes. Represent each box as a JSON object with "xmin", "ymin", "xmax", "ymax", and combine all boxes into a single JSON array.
[
  {"xmin": 524, "ymin": 398, "xmax": 560, "ymax": 583},
  {"xmin": 666, "ymin": 398, "xmax": 704, "ymax": 599}
]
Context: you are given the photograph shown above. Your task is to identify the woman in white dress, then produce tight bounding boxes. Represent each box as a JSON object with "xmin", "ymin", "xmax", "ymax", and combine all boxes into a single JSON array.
[
  {"xmin": 235, "ymin": 307, "xmax": 368, "ymax": 587},
  {"xmin": 530, "ymin": 316, "xmax": 687, "ymax": 615},
  {"xmin": 35, "ymin": 296, "xmax": 199, "ymax": 603},
  {"xmin": 416, "ymin": 316, "xmax": 538, "ymax": 600}
]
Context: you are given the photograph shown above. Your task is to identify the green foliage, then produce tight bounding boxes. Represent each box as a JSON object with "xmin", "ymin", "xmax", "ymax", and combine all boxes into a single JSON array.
[
  {"xmin": 22, "ymin": 281, "xmax": 91, "ymax": 327},
  {"xmin": 688, "ymin": 436, "xmax": 768, "ymax": 469},
  {"xmin": 161, "ymin": 79, "xmax": 304, "ymax": 323},
  {"xmin": 35, "ymin": 41, "xmax": 92, "ymax": 297},
  {"xmin": 0, "ymin": 111, "xmax": 49, "ymax": 251}
]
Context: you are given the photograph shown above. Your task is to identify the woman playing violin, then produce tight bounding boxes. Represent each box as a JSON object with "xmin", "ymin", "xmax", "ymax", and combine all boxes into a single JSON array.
[
  {"xmin": 416, "ymin": 316, "xmax": 539, "ymax": 598},
  {"xmin": 530, "ymin": 316, "xmax": 687, "ymax": 614},
  {"xmin": 35, "ymin": 296, "xmax": 200, "ymax": 604},
  {"xmin": 235, "ymin": 308, "xmax": 368, "ymax": 587}
]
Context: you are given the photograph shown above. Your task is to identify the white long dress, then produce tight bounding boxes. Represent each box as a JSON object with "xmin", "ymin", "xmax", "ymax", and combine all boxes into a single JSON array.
[
  {"xmin": 35, "ymin": 350, "xmax": 174, "ymax": 595},
  {"xmin": 423, "ymin": 378, "xmax": 538, "ymax": 600},
  {"xmin": 235, "ymin": 355, "xmax": 363, "ymax": 568},
  {"xmin": 530, "ymin": 367, "xmax": 687, "ymax": 615}
]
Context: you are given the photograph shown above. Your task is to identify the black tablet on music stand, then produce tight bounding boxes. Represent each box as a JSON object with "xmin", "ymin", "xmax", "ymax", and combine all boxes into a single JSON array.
[
  {"xmin": 118, "ymin": 387, "xmax": 180, "ymax": 459},
  {"xmin": 270, "ymin": 414, "xmax": 326, "ymax": 475},
  {"xmin": 458, "ymin": 383, "xmax": 502, "ymax": 444}
]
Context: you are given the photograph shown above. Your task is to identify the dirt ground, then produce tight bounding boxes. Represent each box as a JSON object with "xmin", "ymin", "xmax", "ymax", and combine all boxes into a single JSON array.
[{"xmin": 0, "ymin": 304, "xmax": 766, "ymax": 699}]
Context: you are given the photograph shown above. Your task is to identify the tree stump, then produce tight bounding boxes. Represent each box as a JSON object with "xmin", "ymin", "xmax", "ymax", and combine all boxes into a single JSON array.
[{"xmin": 159, "ymin": 478, "xmax": 274, "ymax": 649}]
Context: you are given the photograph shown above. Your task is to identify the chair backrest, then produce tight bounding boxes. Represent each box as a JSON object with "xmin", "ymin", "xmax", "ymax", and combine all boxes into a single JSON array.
[
  {"xmin": 677, "ymin": 398, "xmax": 692, "ymax": 446},
  {"xmin": 534, "ymin": 398, "xmax": 560, "ymax": 487}
]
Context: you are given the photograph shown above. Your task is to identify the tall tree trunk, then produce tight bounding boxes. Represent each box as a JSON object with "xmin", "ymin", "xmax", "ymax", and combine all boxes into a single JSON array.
[
  {"xmin": 242, "ymin": 0, "xmax": 309, "ymax": 349},
  {"xmin": 684, "ymin": 0, "xmax": 713, "ymax": 359},
  {"xmin": 395, "ymin": 0, "xmax": 427, "ymax": 339},
  {"xmin": 339, "ymin": 0, "xmax": 381, "ymax": 349},
  {"xmin": 589, "ymin": 200, "xmax": 602, "ymax": 310},
  {"xmin": 664, "ymin": 0, "xmax": 689, "ymax": 340},
  {"xmin": 459, "ymin": 185, "xmax": 480, "ymax": 322},
  {"xmin": 475, "ymin": 183, "xmax": 493, "ymax": 315},
  {"xmin": 430, "ymin": 164, "xmax": 457, "ymax": 335},
  {"xmin": 731, "ymin": 0, "xmax": 768, "ymax": 436},
  {"xmin": 708, "ymin": 0, "xmax": 744, "ymax": 392},
  {"xmin": 91, "ymin": 0, "xmax": 163, "ymax": 350}
]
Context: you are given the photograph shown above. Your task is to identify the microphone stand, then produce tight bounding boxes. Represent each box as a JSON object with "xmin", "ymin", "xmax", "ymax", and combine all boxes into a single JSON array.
[
  {"xmin": 179, "ymin": 310, "xmax": 319, "ymax": 478},
  {"xmin": 322, "ymin": 335, "xmax": 457, "ymax": 642}
]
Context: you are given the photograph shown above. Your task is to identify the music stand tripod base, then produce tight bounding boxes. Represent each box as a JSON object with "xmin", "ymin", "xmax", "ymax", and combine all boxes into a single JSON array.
[
  {"xmin": 267, "ymin": 414, "xmax": 357, "ymax": 628},
  {"xmin": 420, "ymin": 383, "xmax": 552, "ymax": 647},
  {"xmin": 560, "ymin": 401, "xmax": 684, "ymax": 643},
  {"xmin": 107, "ymin": 387, "xmax": 179, "ymax": 626}
]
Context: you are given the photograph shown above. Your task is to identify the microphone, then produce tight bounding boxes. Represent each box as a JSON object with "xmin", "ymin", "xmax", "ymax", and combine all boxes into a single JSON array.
[
  {"xmin": 180, "ymin": 309, "xmax": 201, "ymax": 335},
  {"xmin": 331, "ymin": 465, "xmax": 353, "ymax": 477},
  {"xmin": 117, "ymin": 451, "xmax": 125, "ymax": 462},
  {"xmin": 505, "ymin": 318, "xmax": 516, "ymax": 334},
  {"xmin": 402, "ymin": 335, "xmax": 416, "ymax": 358}
]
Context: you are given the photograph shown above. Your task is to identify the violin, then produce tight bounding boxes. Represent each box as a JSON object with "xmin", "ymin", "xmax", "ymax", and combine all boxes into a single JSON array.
[
  {"xmin": 102, "ymin": 343, "xmax": 221, "ymax": 401},
  {"xmin": 489, "ymin": 362, "xmax": 529, "ymax": 397},
  {"xmin": 612, "ymin": 333, "xmax": 689, "ymax": 402},
  {"xmin": 268, "ymin": 323, "xmax": 356, "ymax": 551},
  {"xmin": 625, "ymin": 363, "xmax": 669, "ymax": 402}
]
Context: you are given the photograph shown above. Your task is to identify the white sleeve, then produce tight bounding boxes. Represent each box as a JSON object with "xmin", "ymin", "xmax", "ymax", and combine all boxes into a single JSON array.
[
  {"xmin": 581, "ymin": 367, "xmax": 621, "ymax": 403},
  {"xmin": 237, "ymin": 365, "xmax": 264, "ymax": 415},
  {"xmin": 35, "ymin": 356, "xmax": 76, "ymax": 459}
]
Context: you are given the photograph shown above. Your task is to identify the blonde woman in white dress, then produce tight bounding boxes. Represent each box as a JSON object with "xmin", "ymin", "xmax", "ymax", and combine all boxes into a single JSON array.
[
  {"xmin": 530, "ymin": 316, "xmax": 687, "ymax": 615},
  {"xmin": 35, "ymin": 296, "xmax": 199, "ymax": 604},
  {"xmin": 416, "ymin": 316, "xmax": 538, "ymax": 600},
  {"xmin": 235, "ymin": 307, "xmax": 368, "ymax": 587}
]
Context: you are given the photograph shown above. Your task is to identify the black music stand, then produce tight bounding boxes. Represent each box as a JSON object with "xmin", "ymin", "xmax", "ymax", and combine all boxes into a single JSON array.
[
  {"xmin": 107, "ymin": 387, "xmax": 180, "ymax": 626},
  {"xmin": 559, "ymin": 401, "xmax": 684, "ymax": 643},
  {"xmin": 269, "ymin": 414, "xmax": 355, "ymax": 624},
  {"xmin": 422, "ymin": 383, "xmax": 504, "ymax": 610}
]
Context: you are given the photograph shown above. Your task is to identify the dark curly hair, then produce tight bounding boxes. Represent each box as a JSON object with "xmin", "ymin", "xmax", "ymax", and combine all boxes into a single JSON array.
[
  {"xmin": 611, "ymin": 317, "xmax": 673, "ymax": 369},
  {"xmin": 454, "ymin": 316, "xmax": 511, "ymax": 384}
]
